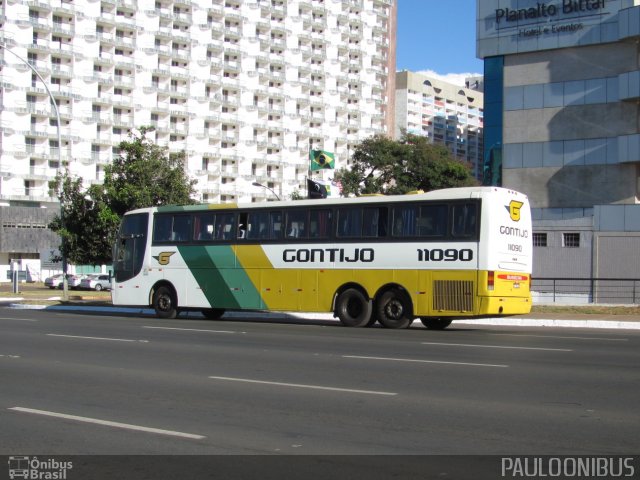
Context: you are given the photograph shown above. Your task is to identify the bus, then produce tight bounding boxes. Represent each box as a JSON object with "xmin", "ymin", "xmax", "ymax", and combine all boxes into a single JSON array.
[{"xmin": 111, "ymin": 186, "xmax": 532, "ymax": 329}]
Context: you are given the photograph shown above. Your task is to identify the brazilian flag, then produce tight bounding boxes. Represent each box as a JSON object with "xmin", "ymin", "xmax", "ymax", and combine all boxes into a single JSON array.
[{"xmin": 310, "ymin": 150, "xmax": 335, "ymax": 171}]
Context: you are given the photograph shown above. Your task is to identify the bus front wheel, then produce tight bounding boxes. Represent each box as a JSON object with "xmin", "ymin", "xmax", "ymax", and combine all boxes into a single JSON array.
[
  {"xmin": 420, "ymin": 318, "xmax": 452, "ymax": 330},
  {"xmin": 376, "ymin": 290, "xmax": 413, "ymax": 329},
  {"xmin": 335, "ymin": 288, "xmax": 373, "ymax": 327},
  {"xmin": 153, "ymin": 286, "xmax": 178, "ymax": 319}
]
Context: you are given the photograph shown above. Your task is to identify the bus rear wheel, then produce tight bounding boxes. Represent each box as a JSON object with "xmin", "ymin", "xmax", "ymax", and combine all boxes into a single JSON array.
[
  {"xmin": 420, "ymin": 318, "xmax": 452, "ymax": 330},
  {"xmin": 201, "ymin": 308, "xmax": 225, "ymax": 320},
  {"xmin": 335, "ymin": 288, "xmax": 373, "ymax": 327},
  {"xmin": 376, "ymin": 290, "xmax": 413, "ymax": 329},
  {"xmin": 153, "ymin": 286, "xmax": 178, "ymax": 319}
]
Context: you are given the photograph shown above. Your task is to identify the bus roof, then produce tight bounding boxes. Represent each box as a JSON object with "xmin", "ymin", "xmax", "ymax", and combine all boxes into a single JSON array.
[{"xmin": 124, "ymin": 186, "xmax": 528, "ymax": 215}]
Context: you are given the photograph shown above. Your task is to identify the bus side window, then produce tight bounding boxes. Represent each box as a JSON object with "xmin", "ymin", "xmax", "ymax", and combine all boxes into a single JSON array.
[
  {"xmin": 247, "ymin": 211, "xmax": 270, "ymax": 240},
  {"xmin": 377, "ymin": 207, "xmax": 388, "ymax": 237},
  {"xmin": 392, "ymin": 206, "xmax": 416, "ymax": 237},
  {"xmin": 270, "ymin": 211, "xmax": 283, "ymax": 239},
  {"xmin": 452, "ymin": 203, "xmax": 477, "ymax": 237},
  {"xmin": 216, "ymin": 213, "xmax": 236, "ymax": 240},
  {"xmin": 171, "ymin": 215, "xmax": 191, "ymax": 242},
  {"xmin": 153, "ymin": 215, "xmax": 173, "ymax": 243},
  {"xmin": 286, "ymin": 211, "xmax": 306, "ymax": 239},
  {"xmin": 193, "ymin": 213, "xmax": 215, "ymax": 241},
  {"xmin": 337, "ymin": 207, "xmax": 362, "ymax": 238},
  {"xmin": 417, "ymin": 205, "xmax": 447, "ymax": 237},
  {"xmin": 237, "ymin": 212, "xmax": 248, "ymax": 239},
  {"xmin": 362, "ymin": 207, "xmax": 379, "ymax": 238},
  {"xmin": 309, "ymin": 209, "xmax": 332, "ymax": 239}
]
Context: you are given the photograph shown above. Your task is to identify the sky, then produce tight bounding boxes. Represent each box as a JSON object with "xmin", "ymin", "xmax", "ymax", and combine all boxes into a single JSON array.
[{"xmin": 396, "ymin": 0, "xmax": 483, "ymax": 86}]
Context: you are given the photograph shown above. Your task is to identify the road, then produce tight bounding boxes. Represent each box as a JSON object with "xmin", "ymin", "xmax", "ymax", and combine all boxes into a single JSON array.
[{"xmin": 1, "ymin": 307, "xmax": 638, "ymax": 459}]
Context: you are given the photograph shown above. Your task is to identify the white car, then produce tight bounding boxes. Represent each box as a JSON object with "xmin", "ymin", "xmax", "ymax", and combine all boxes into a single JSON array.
[
  {"xmin": 44, "ymin": 274, "xmax": 67, "ymax": 289},
  {"xmin": 79, "ymin": 274, "xmax": 111, "ymax": 291}
]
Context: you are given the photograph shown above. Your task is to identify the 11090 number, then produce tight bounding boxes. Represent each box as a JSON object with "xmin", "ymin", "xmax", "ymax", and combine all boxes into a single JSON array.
[{"xmin": 417, "ymin": 248, "xmax": 474, "ymax": 262}]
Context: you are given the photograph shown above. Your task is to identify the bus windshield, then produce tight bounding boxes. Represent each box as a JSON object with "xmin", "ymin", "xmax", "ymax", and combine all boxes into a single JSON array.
[{"xmin": 113, "ymin": 212, "xmax": 148, "ymax": 282}]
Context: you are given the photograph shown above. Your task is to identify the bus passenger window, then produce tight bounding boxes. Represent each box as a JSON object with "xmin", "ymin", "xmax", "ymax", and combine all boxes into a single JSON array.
[
  {"xmin": 237, "ymin": 213, "xmax": 248, "ymax": 239},
  {"xmin": 417, "ymin": 205, "xmax": 447, "ymax": 237},
  {"xmin": 193, "ymin": 213, "xmax": 215, "ymax": 241},
  {"xmin": 337, "ymin": 207, "xmax": 362, "ymax": 238},
  {"xmin": 452, "ymin": 203, "xmax": 477, "ymax": 237},
  {"xmin": 247, "ymin": 211, "xmax": 269, "ymax": 240},
  {"xmin": 270, "ymin": 211, "xmax": 283, "ymax": 239},
  {"xmin": 216, "ymin": 213, "xmax": 236, "ymax": 240},
  {"xmin": 362, "ymin": 208, "xmax": 379, "ymax": 238},
  {"xmin": 392, "ymin": 206, "xmax": 416, "ymax": 237},
  {"xmin": 171, "ymin": 215, "xmax": 191, "ymax": 242},
  {"xmin": 286, "ymin": 211, "xmax": 306, "ymax": 239},
  {"xmin": 153, "ymin": 216, "xmax": 173, "ymax": 242},
  {"xmin": 309, "ymin": 209, "xmax": 332, "ymax": 239}
]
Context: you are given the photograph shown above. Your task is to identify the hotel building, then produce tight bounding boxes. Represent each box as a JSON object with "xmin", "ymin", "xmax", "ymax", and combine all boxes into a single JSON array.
[
  {"xmin": 0, "ymin": 0, "xmax": 396, "ymax": 279},
  {"xmin": 394, "ymin": 71, "xmax": 484, "ymax": 180},
  {"xmin": 477, "ymin": 0, "xmax": 640, "ymax": 293}
]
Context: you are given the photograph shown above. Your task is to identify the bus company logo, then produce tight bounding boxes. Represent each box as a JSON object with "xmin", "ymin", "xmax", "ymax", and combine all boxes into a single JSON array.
[
  {"xmin": 506, "ymin": 200, "xmax": 524, "ymax": 222},
  {"xmin": 8, "ymin": 456, "xmax": 73, "ymax": 479},
  {"xmin": 153, "ymin": 251, "xmax": 175, "ymax": 265}
]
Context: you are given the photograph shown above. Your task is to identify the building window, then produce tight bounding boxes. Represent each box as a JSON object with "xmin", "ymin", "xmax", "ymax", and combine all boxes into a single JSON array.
[
  {"xmin": 532, "ymin": 233, "xmax": 547, "ymax": 247},
  {"xmin": 563, "ymin": 233, "xmax": 580, "ymax": 248}
]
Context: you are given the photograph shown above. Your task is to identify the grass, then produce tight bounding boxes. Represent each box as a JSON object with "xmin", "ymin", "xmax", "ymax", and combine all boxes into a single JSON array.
[{"xmin": 531, "ymin": 305, "xmax": 640, "ymax": 316}]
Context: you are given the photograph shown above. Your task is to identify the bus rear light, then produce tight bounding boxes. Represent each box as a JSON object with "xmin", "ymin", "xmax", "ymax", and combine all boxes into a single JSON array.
[{"xmin": 488, "ymin": 271, "xmax": 495, "ymax": 291}]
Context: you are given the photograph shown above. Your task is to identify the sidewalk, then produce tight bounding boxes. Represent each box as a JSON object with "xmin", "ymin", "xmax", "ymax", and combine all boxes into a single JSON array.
[{"xmin": 2, "ymin": 284, "xmax": 639, "ymax": 330}]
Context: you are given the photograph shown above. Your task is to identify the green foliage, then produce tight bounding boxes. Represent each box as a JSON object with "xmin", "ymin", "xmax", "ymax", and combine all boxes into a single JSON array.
[
  {"xmin": 334, "ymin": 133, "xmax": 477, "ymax": 196},
  {"xmin": 49, "ymin": 127, "xmax": 197, "ymax": 266},
  {"xmin": 104, "ymin": 127, "xmax": 197, "ymax": 216},
  {"xmin": 289, "ymin": 189, "xmax": 304, "ymax": 201}
]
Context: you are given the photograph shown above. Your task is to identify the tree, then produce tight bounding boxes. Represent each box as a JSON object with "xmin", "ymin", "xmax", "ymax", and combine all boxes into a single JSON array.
[
  {"xmin": 104, "ymin": 127, "xmax": 197, "ymax": 216},
  {"xmin": 49, "ymin": 127, "xmax": 197, "ymax": 266},
  {"xmin": 334, "ymin": 133, "xmax": 477, "ymax": 196},
  {"xmin": 48, "ymin": 175, "xmax": 121, "ymax": 266}
]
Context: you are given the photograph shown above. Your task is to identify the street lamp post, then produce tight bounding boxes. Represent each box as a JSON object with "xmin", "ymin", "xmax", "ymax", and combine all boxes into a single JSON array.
[
  {"xmin": 0, "ymin": 42, "xmax": 68, "ymax": 299},
  {"xmin": 252, "ymin": 182, "xmax": 281, "ymax": 201}
]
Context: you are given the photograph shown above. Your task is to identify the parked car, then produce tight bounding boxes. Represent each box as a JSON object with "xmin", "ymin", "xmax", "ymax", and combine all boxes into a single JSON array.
[
  {"xmin": 68, "ymin": 274, "xmax": 88, "ymax": 290},
  {"xmin": 44, "ymin": 274, "xmax": 67, "ymax": 289},
  {"xmin": 79, "ymin": 274, "xmax": 111, "ymax": 291}
]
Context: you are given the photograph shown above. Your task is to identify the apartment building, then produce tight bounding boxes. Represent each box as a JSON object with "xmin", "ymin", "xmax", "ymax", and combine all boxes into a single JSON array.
[
  {"xmin": 0, "ymin": 0, "xmax": 396, "ymax": 279},
  {"xmin": 394, "ymin": 71, "xmax": 484, "ymax": 180}
]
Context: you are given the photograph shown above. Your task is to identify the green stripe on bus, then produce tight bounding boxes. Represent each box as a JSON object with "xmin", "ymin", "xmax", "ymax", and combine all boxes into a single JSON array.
[{"xmin": 177, "ymin": 245, "xmax": 262, "ymax": 310}]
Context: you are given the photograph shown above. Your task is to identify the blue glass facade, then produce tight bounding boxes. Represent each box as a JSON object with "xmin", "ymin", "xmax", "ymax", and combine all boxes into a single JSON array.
[{"xmin": 482, "ymin": 56, "xmax": 503, "ymax": 186}]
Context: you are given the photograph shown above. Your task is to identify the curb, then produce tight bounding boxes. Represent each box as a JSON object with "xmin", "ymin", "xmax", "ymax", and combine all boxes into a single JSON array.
[{"xmin": 5, "ymin": 302, "xmax": 640, "ymax": 330}]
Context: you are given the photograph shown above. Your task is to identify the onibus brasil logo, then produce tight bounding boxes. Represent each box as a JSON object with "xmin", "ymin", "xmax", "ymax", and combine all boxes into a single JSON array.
[{"xmin": 8, "ymin": 456, "xmax": 73, "ymax": 479}]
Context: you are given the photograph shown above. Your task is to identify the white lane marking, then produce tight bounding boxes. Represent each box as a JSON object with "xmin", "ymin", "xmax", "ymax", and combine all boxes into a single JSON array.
[
  {"xmin": 46, "ymin": 334, "xmax": 149, "ymax": 343},
  {"xmin": 143, "ymin": 326, "xmax": 243, "ymax": 334},
  {"xmin": 8, "ymin": 407, "xmax": 206, "ymax": 440},
  {"xmin": 208, "ymin": 376, "xmax": 397, "ymax": 396},
  {"xmin": 343, "ymin": 355, "xmax": 508, "ymax": 368},
  {"xmin": 0, "ymin": 317, "xmax": 37, "ymax": 322},
  {"xmin": 490, "ymin": 333, "xmax": 628, "ymax": 342},
  {"xmin": 421, "ymin": 342, "xmax": 572, "ymax": 352},
  {"xmin": 0, "ymin": 354, "xmax": 20, "ymax": 359}
]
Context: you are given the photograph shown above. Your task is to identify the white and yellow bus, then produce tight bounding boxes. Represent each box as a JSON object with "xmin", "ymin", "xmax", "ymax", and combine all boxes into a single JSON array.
[{"xmin": 112, "ymin": 186, "xmax": 532, "ymax": 329}]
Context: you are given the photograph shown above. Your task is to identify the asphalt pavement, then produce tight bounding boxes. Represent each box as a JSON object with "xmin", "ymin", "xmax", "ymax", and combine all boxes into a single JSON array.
[{"xmin": 1, "ymin": 283, "xmax": 639, "ymax": 330}]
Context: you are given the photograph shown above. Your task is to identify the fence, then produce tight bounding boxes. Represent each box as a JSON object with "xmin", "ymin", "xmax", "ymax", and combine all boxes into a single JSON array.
[{"xmin": 531, "ymin": 277, "xmax": 640, "ymax": 305}]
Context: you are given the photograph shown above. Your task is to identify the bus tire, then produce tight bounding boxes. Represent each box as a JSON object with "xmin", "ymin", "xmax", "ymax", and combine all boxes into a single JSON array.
[
  {"xmin": 201, "ymin": 308, "xmax": 225, "ymax": 320},
  {"xmin": 420, "ymin": 318, "xmax": 452, "ymax": 330},
  {"xmin": 335, "ymin": 288, "xmax": 373, "ymax": 327},
  {"xmin": 376, "ymin": 290, "xmax": 413, "ymax": 329},
  {"xmin": 153, "ymin": 286, "xmax": 178, "ymax": 319}
]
